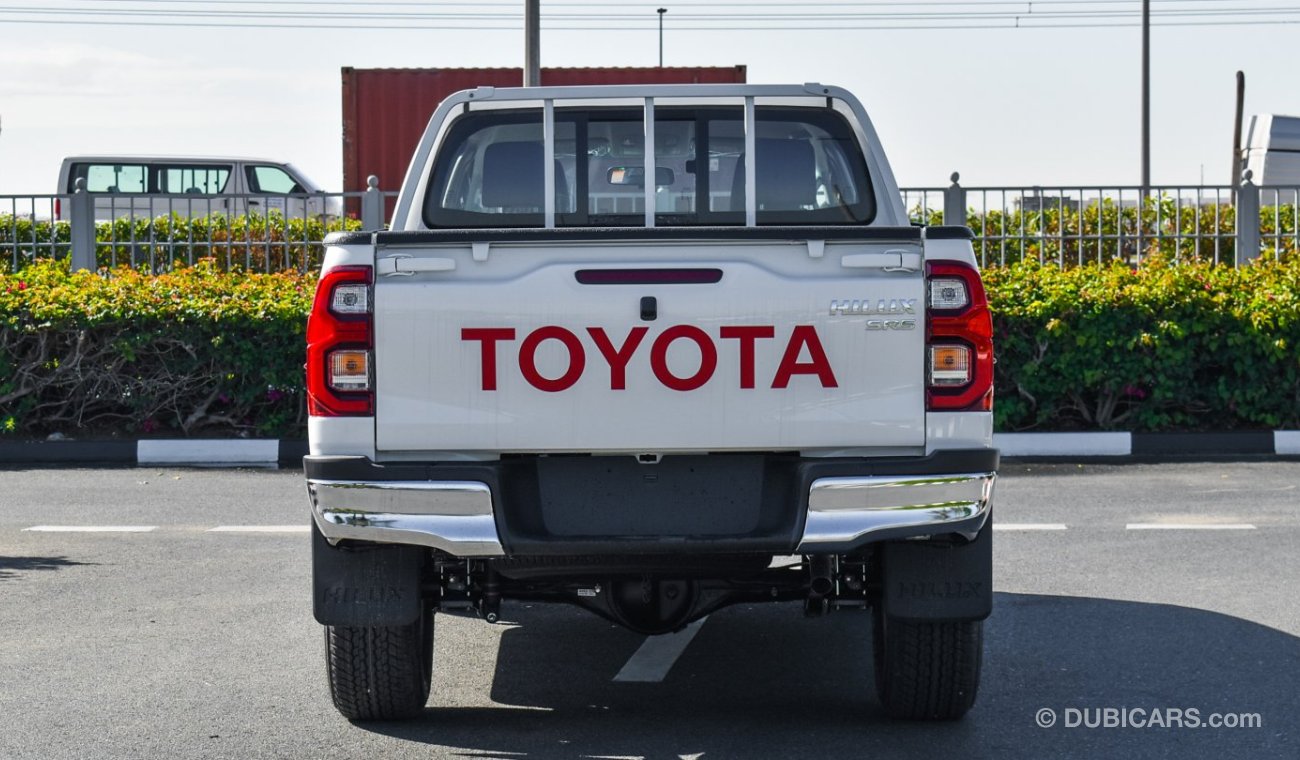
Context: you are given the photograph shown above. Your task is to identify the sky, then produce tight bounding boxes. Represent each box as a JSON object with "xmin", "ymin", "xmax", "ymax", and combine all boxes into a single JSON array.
[{"xmin": 1, "ymin": 1, "xmax": 1298, "ymax": 196}]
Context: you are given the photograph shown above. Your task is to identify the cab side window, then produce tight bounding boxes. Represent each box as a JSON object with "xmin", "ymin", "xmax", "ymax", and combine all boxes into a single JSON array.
[
  {"xmin": 75, "ymin": 164, "xmax": 147, "ymax": 193},
  {"xmin": 156, "ymin": 165, "xmax": 231, "ymax": 194},
  {"xmin": 246, "ymin": 165, "xmax": 304, "ymax": 194}
]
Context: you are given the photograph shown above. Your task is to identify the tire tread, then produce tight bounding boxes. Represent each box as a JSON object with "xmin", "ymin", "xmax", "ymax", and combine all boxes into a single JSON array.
[
  {"xmin": 875, "ymin": 615, "xmax": 982, "ymax": 720},
  {"xmin": 325, "ymin": 618, "xmax": 432, "ymax": 721}
]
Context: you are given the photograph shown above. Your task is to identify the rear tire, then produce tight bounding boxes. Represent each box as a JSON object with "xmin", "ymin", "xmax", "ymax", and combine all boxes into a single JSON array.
[
  {"xmin": 325, "ymin": 607, "xmax": 434, "ymax": 721},
  {"xmin": 873, "ymin": 607, "xmax": 982, "ymax": 720}
]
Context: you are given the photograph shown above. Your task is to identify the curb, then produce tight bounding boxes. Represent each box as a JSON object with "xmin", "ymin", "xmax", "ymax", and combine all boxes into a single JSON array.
[
  {"xmin": 0, "ymin": 440, "xmax": 308, "ymax": 468},
  {"xmin": 995, "ymin": 431, "xmax": 1299, "ymax": 459},
  {"xmin": 0, "ymin": 434, "xmax": 1298, "ymax": 467}
]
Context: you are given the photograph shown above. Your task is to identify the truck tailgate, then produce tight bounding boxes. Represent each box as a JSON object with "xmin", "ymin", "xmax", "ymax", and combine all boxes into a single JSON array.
[{"xmin": 373, "ymin": 235, "xmax": 925, "ymax": 454}]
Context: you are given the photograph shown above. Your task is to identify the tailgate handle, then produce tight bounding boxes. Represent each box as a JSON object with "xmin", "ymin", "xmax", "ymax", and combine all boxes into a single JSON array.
[
  {"xmin": 377, "ymin": 254, "xmax": 457, "ymax": 276},
  {"xmin": 841, "ymin": 249, "xmax": 922, "ymax": 271}
]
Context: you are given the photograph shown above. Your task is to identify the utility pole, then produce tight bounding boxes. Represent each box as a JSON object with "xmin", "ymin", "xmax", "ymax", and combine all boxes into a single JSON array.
[
  {"xmin": 524, "ymin": 0, "xmax": 540, "ymax": 87},
  {"xmin": 1231, "ymin": 71, "xmax": 1246, "ymax": 190},
  {"xmin": 658, "ymin": 8, "xmax": 667, "ymax": 67},
  {"xmin": 1141, "ymin": 0, "xmax": 1150, "ymax": 195}
]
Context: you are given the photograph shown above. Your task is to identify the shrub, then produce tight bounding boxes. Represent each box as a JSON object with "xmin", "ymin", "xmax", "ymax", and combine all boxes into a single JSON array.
[
  {"xmin": 0, "ymin": 259, "xmax": 312, "ymax": 438},
  {"xmin": 986, "ymin": 257, "xmax": 1300, "ymax": 431},
  {"xmin": 2, "ymin": 257, "xmax": 1298, "ymax": 438}
]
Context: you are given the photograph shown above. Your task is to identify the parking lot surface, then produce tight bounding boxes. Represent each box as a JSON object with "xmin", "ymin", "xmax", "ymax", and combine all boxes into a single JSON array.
[{"xmin": 1, "ymin": 462, "xmax": 1297, "ymax": 759}]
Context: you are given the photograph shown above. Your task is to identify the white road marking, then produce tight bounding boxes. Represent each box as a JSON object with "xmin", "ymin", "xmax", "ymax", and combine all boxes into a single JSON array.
[
  {"xmin": 613, "ymin": 617, "xmax": 708, "ymax": 683},
  {"xmin": 207, "ymin": 525, "xmax": 310, "ymax": 533},
  {"xmin": 994, "ymin": 523, "xmax": 1068, "ymax": 531},
  {"xmin": 23, "ymin": 525, "xmax": 157, "ymax": 533},
  {"xmin": 1126, "ymin": 523, "xmax": 1257, "ymax": 530}
]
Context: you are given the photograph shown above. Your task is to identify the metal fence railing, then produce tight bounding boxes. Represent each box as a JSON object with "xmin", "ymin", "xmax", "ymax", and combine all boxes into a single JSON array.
[
  {"xmin": 3, "ymin": 172, "xmax": 1298, "ymax": 274},
  {"xmin": 903, "ymin": 171, "xmax": 1299, "ymax": 269},
  {"xmin": 0, "ymin": 176, "xmax": 396, "ymax": 274}
]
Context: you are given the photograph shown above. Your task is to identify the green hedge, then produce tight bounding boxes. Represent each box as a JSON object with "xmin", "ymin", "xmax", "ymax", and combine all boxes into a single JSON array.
[
  {"xmin": 0, "ymin": 260, "xmax": 311, "ymax": 437},
  {"xmin": 986, "ymin": 257, "xmax": 1300, "ymax": 430},
  {"xmin": 2, "ymin": 258, "xmax": 1298, "ymax": 438}
]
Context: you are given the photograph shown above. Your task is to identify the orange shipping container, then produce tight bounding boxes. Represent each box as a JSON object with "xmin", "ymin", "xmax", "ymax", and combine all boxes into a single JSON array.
[{"xmin": 341, "ymin": 66, "xmax": 748, "ymax": 215}]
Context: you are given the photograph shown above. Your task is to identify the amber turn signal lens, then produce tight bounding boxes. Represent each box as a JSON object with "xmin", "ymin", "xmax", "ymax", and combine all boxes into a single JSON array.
[
  {"xmin": 929, "ymin": 345, "xmax": 971, "ymax": 387},
  {"xmin": 329, "ymin": 350, "xmax": 371, "ymax": 391}
]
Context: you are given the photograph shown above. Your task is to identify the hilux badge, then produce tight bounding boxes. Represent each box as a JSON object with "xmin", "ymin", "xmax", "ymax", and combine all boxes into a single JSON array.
[{"xmin": 829, "ymin": 299, "xmax": 917, "ymax": 316}]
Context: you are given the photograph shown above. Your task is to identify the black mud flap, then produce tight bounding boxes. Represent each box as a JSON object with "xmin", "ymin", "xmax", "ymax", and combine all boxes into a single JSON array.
[
  {"xmin": 881, "ymin": 520, "xmax": 992, "ymax": 623},
  {"xmin": 312, "ymin": 524, "xmax": 423, "ymax": 627}
]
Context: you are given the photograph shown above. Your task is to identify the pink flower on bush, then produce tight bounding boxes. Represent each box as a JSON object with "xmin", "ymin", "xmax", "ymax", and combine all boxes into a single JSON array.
[
  {"xmin": 1123, "ymin": 385, "xmax": 1148, "ymax": 400},
  {"xmin": 266, "ymin": 388, "xmax": 285, "ymax": 403},
  {"xmin": 16, "ymin": 281, "xmax": 27, "ymax": 291},
  {"xmin": 141, "ymin": 419, "xmax": 158, "ymax": 433}
]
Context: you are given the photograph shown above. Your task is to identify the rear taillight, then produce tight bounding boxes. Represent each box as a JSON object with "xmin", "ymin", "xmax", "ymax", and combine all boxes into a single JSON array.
[
  {"xmin": 54, "ymin": 199, "xmax": 62, "ymax": 220},
  {"xmin": 925, "ymin": 261, "xmax": 993, "ymax": 412},
  {"xmin": 307, "ymin": 265, "xmax": 373, "ymax": 416}
]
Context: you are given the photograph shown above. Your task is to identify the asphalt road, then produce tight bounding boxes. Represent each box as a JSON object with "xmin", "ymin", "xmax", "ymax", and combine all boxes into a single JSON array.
[{"xmin": 1, "ymin": 462, "xmax": 1297, "ymax": 759}]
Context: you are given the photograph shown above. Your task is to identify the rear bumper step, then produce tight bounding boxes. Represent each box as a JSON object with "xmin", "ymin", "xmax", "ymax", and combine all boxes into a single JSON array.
[
  {"xmin": 305, "ymin": 449, "xmax": 997, "ymax": 557},
  {"xmin": 800, "ymin": 472, "xmax": 995, "ymax": 551},
  {"xmin": 308, "ymin": 479, "xmax": 503, "ymax": 556}
]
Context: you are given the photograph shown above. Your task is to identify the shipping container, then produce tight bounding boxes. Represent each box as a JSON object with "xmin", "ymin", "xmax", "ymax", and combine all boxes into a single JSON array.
[{"xmin": 341, "ymin": 66, "xmax": 747, "ymax": 215}]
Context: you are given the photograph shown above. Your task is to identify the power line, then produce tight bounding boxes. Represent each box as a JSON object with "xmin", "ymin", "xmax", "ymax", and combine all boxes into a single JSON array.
[
  {"xmin": 25, "ymin": 0, "xmax": 1300, "ymax": 12},
  {"xmin": 2, "ymin": 14, "xmax": 1299, "ymax": 30},
  {"xmin": 9, "ymin": 0, "xmax": 1300, "ymax": 29},
  {"xmin": 9, "ymin": 3, "xmax": 1300, "ymax": 20},
  {"xmin": 57, "ymin": 0, "xmax": 1300, "ymax": 5}
]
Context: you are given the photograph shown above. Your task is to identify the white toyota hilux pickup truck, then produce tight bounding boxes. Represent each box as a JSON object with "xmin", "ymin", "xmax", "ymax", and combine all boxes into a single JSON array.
[{"xmin": 305, "ymin": 83, "xmax": 997, "ymax": 722}]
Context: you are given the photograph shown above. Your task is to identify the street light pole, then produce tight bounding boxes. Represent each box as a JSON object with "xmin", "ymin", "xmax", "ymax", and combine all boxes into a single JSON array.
[
  {"xmin": 525, "ymin": 0, "xmax": 540, "ymax": 87},
  {"xmin": 1141, "ymin": 0, "xmax": 1150, "ymax": 195},
  {"xmin": 658, "ymin": 8, "xmax": 667, "ymax": 67}
]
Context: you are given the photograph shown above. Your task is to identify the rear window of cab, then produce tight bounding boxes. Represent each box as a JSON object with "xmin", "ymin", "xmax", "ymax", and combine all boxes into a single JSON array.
[{"xmin": 424, "ymin": 106, "xmax": 876, "ymax": 228}]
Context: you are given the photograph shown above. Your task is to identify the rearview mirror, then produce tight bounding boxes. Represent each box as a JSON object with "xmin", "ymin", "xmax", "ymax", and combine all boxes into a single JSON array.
[{"xmin": 607, "ymin": 166, "xmax": 675, "ymax": 188}]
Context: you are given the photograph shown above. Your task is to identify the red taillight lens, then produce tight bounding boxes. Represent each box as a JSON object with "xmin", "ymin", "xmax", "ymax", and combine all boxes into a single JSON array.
[
  {"xmin": 307, "ymin": 265, "xmax": 373, "ymax": 416},
  {"xmin": 926, "ymin": 261, "xmax": 993, "ymax": 412}
]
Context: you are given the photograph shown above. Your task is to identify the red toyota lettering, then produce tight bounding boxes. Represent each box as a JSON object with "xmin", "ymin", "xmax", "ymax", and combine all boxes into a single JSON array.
[
  {"xmin": 587, "ymin": 327, "xmax": 649, "ymax": 390},
  {"xmin": 650, "ymin": 325, "xmax": 718, "ymax": 392},
  {"xmin": 519, "ymin": 326, "xmax": 586, "ymax": 392},
  {"xmin": 771, "ymin": 325, "xmax": 838, "ymax": 389},
  {"xmin": 719, "ymin": 325, "xmax": 776, "ymax": 389},
  {"xmin": 461, "ymin": 327, "xmax": 516, "ymax": 391},
  {"xmin": 464, "ymin": 324, "xmax": 836, "ymax": 391}
]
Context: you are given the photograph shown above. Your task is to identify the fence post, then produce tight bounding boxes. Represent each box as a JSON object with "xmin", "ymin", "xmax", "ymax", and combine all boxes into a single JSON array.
[
  {"xmin": 943, "ymin": 172, "xmax": 966, "ymax": 227},
  {"xmin": 69, "ymin": 178, "xmax": 96, "ymax": 271},
  {"xmin": 1235, "ymin": 169, "xmax": 1260, "ymax": 266},
  {"xmin": 361, "ymin": 175, "xmax": 384, "ymax": 231}
]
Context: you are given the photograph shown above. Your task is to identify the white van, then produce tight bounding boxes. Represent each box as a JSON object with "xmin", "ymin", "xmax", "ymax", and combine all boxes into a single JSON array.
[
  {"xmin": 56, "ymin": 155, "xmax": 339, "ymax": 221},
  {"xmin": 1242, "ymin": 114, "xmax": 1300, "ymax": 203}
]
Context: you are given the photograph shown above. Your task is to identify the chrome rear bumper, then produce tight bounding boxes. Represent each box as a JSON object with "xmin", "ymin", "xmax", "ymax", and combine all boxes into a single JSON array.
[
  {"xmin": 796, "ymin": 472, "xmax": 996, "ymax": 551},
  {"xmin": 306, "ymin": 454, "xmax": 996, "ymax": 557},
  {"xmin": 308, "ymin": 479, "xmax": 504, "ymax": 556}
]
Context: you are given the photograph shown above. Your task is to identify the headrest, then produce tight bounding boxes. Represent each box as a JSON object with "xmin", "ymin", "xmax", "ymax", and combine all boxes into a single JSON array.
[{"xmin": 482, "ymin": 141, "xmax": 543, "ymax": 209}]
